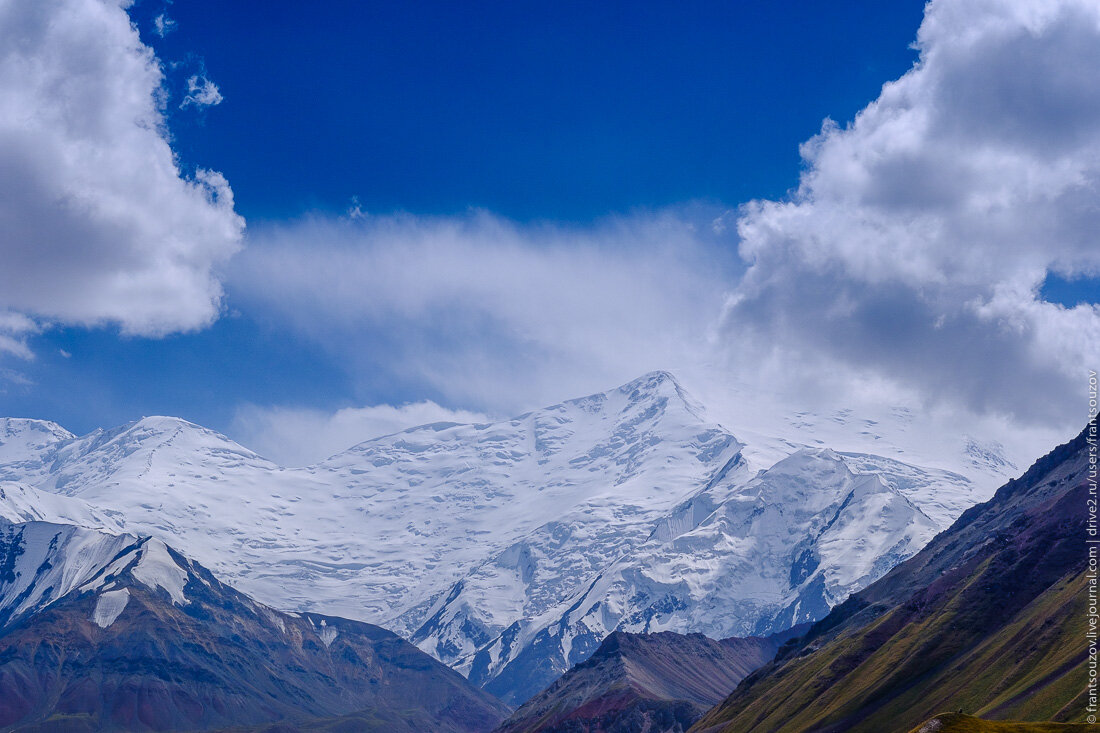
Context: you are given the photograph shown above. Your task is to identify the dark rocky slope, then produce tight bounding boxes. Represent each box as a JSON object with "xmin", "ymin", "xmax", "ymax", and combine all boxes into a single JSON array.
[{"xmin": 495, "ymin": 629, "xmax": 791, "ymax": 733}]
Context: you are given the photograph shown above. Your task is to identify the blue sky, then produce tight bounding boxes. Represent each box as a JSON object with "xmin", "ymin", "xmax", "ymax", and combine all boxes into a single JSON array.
[
  {"xmin": 1, "ymin": 0, "xmax": 1099, "ymax": 464},
  {"xmin": 143, "ymin": 0, "xmax": 926, "ymax": 222},
  {"xmin": 5, "ymin": 0, "xmax": 927, "ymax": 429}
]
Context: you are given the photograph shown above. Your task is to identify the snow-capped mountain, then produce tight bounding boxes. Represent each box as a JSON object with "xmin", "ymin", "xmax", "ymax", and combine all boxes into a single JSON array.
[
  {"xmin": 0, "ymin": 374, "xmax": 742, "ymax": 627},
  {"xmin": 0, "ymin": 480, "xmax": 125, "ymax": 530},
  {"xmin": 691, "ymin": 424, "xmax": 1093, "ymax": 733},
  {"xmin": 0, "ymin": 372, "xmax": 1003, "ymax": 704},
  {"xmin": 0, "ymin": 517, "xmax": 508, "ymax": 731},
  {"xmin": 426, "ymin": 447, "xmax": 955, "ymax": 704}
]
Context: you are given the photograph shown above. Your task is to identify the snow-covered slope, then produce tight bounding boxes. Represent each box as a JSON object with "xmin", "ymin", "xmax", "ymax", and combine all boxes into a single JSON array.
[
  {"xmin": 0, "ymin": 480, "xmax": 125, "ymax": 530},
  {"xmin": 687, "ymin": 385, "xmax": 1021, "ymax": 485},
  {"xmin": 0, "ymin": 418, "xmax": 75, "ymax": 484},
  {"xmin": 317, "ymin": 372, "xmax": 744, "ymax": 634},
  {"xmin": 0, "ymin": 372, "xmax": 1003, "ymax": 704},
  {"xmin": 424, "ymin": 448, "xmax": 949, "ymax": 704},
  {"xmin": 0, "ymin": 375, "xmax": 741, "ymax": 624},
  {"xmin": 0, "ymin": 518, "xmax": 193, "ymax": 630}
]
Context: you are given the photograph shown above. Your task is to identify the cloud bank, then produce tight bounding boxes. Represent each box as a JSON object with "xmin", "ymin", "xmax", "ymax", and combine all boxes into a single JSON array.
[
  {"xmin": 0, "ymin": 0, "xmax": 243, "ymax": 353},
  {"xmin": 231, "ymin": 401, "xmax": 491, "ymax": 467},
  {"xmin": 232, "ymin": 210, "xmax": 739, "ymax": 415}
]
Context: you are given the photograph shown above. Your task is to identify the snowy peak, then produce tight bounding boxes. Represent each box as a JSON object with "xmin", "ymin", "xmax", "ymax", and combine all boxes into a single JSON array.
[
  {"xmin": 0, "ymin": 518, "xmax": 512, "ymax": 732},
  {"xmin": 963, "ymin": 435, "xmax": 1016, "ymax": 474},
  {"xmin": 692, "ymin": 447, "xmax": 938, "ymax": 609},
  {"xmin": 748, "ymin": 447, "xmax": 854, "ymax": 507},
  {"xmin": 0, "ymin": 374, "xmax": 745, "ymax": 638},
  {"xmin": 0, "ymin": 415, "xmax": 274, "ymax": 497},
  {"xmin": 456, "ymin": 443, "xmax": 943, "ymax": 704},
  {"xmin": 39, "ymin": 416, "xmax": 275, "ymax": 497},
  {"xmin": 61, "ymin": 414, "xmax": 268, "ymax": 466},
  {"xmin": 0, "ymin": 418, "xmax": 75, "ymax": 483},
  {"xmin": 0, "ymin": 518, "xmax": 201, "ymax": 631},
  {"xmin": 0, "ymin": 520, "xmax": 137, "ymax": 629},
  {"xmin": 334, "ymin": 369, "xmax": 709, "ymax": 461},
  {"xmin": 567, "ymin": 370, "xmax": 704, "ymax": 420},
  {"xmin": 0, "ymin": 417, "xmax": 74, "ymax": 447}
]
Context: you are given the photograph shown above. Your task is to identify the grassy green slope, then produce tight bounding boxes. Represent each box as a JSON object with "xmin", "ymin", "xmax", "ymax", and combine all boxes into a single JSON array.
[
  {"xmin": 694, "ymin": 566, "xmax": 1088, "ymax": 732},
  {"xmin": 905, "ymin": 712, "xmax": 1093, "ymax": 732}
]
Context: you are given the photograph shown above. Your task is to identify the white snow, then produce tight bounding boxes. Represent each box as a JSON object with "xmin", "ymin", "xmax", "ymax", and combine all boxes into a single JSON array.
[
  {"xmin": 0, "ymin": 375, "xmax": 744, "ymax": 629},
  {"xmin": 0, "ymin": 419, "xmax": 75, "ymax": 485},
  {"xmin": 0, "ymin": 519, "xmax": 193, "ymax": 629},
  {"xmin": 439, "ymin": 447, "xmax": 941, "ymax": 685},
  {"xmin": 131, "ymin": 540, "xmax": 189, "ymax": 605},
  {"xmin": 0, "ymin": 481, "xmax": 125, "ymax": 531},
  {"xmin": 318, "ymin": 618, "xmax": 338, "ymax": 647},
  {"xmin": 0, "ymin": 520, "xmax": 140, "ymax": 623},
  {"xmin": 92, "ymin": 588, "xmax": 129, "ymax": 628}
]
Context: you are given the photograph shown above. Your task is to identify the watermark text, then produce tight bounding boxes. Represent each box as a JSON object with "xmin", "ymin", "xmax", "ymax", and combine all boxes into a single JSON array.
[{"xmin": 1087, "ymin": 370, "xmax": 1097, "ymax": 723}]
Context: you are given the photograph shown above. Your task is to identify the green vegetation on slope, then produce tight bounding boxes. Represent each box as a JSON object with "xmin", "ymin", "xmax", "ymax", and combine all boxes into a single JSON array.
[
  {"xmin": 906, "ymin": 712, "xmax": 1093, "ymax": 732},
  {"xmin": 692, "ymin": 565, "xmax": 1088, "ymax": 733}
]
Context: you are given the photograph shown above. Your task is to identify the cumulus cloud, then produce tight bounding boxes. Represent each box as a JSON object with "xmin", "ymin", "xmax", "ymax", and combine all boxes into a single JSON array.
[
  {"xmin": 231, "ymin": 209, "xmax": 739, "ymax": 415},
  {"xmin": 231, "ymin": 401, "xmax": 492, "ymax": 467},
  {"xmin": 0, "ymin": 0, "xmax": 243, "ymax": 337},
  {"xmin": 721, "ymin": 0, "xmax": 1100, "ymax": 426}
]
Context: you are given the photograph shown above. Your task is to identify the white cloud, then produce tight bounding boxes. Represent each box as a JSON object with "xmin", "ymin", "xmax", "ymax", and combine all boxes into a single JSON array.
[
  {"xmin": 153, "ymin": 13, "xmax": 176, "ymax": 38},
  {"xmin": 231, "ymin": 401, "xmax": 492, "ymax": 466},
  {"xmin": 231, "ymin": 209, "xmax": 739, "ymax": 415},
  {"xmin": 0, "ymin": 0, "xmax": 243, "ymax": 337},
  {"xmin": 0, "ymin": 312, "xmax": 37, "ymax": 361},
  {"xmin": 721, "ymin": 0, "xmax": 1100, "ymax": 427},
  {"xmin": 180, "ymin": 74, "xmax": 222, "ymax": 109}
]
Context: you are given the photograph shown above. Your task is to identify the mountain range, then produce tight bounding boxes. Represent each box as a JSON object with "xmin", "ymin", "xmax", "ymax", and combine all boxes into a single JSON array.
[
  {"xmin": 471, "ymin": 422, "xmax": 1093, "ymax": 732},
  {"xmin": 0, "ymin": 372, "xmax": 1019, "ymax": 706}
]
